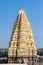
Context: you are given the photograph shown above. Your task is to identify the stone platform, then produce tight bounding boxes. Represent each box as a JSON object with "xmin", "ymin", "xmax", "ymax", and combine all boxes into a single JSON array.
[{"xmin": 0, "ymin": 64, "xmax": 27, "ymax": 65}]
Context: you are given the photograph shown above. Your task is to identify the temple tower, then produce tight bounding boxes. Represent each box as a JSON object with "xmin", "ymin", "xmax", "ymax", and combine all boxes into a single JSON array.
[{"xmin": 8, "ymin": 9, "xmax": 37, "ymax": 65}]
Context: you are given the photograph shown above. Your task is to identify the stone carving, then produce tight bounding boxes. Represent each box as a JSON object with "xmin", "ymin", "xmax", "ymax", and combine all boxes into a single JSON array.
[{"xmin": 8, "ymin": 9, "xmax": 37, "ymax": 65}]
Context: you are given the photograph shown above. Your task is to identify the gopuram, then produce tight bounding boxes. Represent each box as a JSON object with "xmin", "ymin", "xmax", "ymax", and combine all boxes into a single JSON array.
[{"xmin": 8, "ymin": 9, "xmax": 37, "ymax": 65}]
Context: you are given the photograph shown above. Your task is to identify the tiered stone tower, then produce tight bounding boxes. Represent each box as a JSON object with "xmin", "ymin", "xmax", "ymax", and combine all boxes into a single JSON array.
[{"xmin": 8, "ymin": 9, "xmax": 37, "ymax": 65}]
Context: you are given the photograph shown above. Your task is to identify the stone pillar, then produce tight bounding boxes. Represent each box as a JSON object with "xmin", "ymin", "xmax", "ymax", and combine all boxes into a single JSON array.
[
  {"xmin": 28, "ymin": 57, "xmax": 32, "ymax": 65},
  {"xmin": 8, "ymin": 57, "xmax": 17, "ymax": 63},
  {"xmin": 32, "ymin": 57, "xmax": 37, "ymax": 65},
  {"xmin": 22, "ymin": 57, "xmax": 28, "ymax": 64},
  {"xmin": 17, "ymin": 57, "xmax": 23, "ymax": 63},
  {"xmin": 8, "ymin": 57, "xmax": 13, "ymax": 63},
  {"xmin": 17, "ymin": 57, "xmax": 29, "ymax": 64}
]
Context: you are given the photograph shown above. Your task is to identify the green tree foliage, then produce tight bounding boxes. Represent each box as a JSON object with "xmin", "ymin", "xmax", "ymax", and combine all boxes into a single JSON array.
[
  {"xmin": 0, "ymin": 50, "xmax": 8, "ymax": 57},
  {"xmin": 37, "ymin": 50, "xmax": 43, "ymax": 56}
]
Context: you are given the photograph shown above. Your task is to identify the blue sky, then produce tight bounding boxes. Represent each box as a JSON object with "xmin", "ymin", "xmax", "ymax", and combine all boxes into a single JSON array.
[{"xmin": 0, "ymin": 0, "xmax": 43, "ymax": 48}]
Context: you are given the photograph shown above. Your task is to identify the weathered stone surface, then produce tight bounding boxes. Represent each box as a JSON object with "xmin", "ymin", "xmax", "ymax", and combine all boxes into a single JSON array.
[{"xmin": 8, "ymin": 9, "xmax": 37, "ymax": 65}]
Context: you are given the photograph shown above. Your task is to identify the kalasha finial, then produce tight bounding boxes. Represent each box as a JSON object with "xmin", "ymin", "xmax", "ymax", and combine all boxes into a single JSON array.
[{"xmin": 18, "ymin": 8, "xmax": 25, "ymax": 14}]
